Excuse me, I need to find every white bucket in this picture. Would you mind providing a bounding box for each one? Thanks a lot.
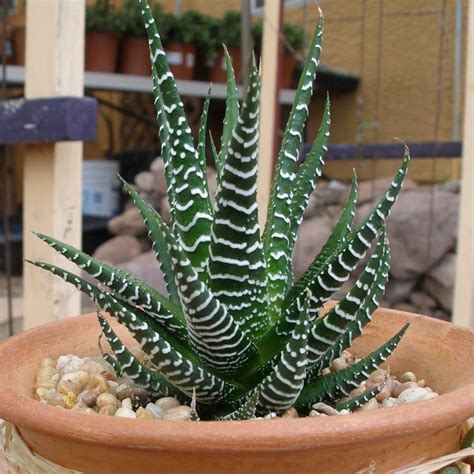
[82,160,119,218]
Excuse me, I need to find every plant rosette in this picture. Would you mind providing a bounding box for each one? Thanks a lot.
[0,0,473,472]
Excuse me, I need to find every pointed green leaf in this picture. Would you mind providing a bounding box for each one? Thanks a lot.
[208,61,268,339]
[296,323,409,409]
[120,177,181,308]
[335,384,382,412]
[32,232,188,342]
[217,45,240,176]
[256,296,310,414]
[209,131,221,187]
[215,392,259,420]
[263,12,325,320]
[140,0,213,275]
[98,313,187,402]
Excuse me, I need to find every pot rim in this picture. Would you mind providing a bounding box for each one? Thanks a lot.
[0,309,473,452]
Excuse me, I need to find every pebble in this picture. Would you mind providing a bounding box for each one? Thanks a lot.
[163,406,193,421]
[34,355,440,421]
[155,397,180,412]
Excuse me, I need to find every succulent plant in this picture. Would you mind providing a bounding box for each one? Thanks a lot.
[29,0,411,419]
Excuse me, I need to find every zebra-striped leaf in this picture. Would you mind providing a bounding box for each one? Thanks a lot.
[98,313,187,402]
[295,323,409,409]
[208,61,268,340]
[335,383,383,412]
[140,0,213,276]
[306,235,390,380]
[32,233,188,341]
[256,296,310,414]
[263,11,324,321]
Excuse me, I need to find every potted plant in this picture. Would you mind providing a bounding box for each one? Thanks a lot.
[163,10,210,80]
[118,0,170,76]
[252,19,305,89]
[0,1,473,472]
[85,0,121,73]
[209,11,242,83]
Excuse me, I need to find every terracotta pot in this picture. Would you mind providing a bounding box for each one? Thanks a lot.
[85,32,120,73]
[281,53,296,89]
[0,308,473,473]
[165,42,196,80]
[119,36,150,76]
[209,47,242,84]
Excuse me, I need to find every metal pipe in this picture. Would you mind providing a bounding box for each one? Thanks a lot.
[452,0,463,141]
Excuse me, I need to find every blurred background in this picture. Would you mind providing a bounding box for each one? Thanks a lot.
[0,0,468,337]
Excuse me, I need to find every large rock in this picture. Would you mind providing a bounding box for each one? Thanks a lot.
[425,253,456,312]
[356,188,458,279]
[341,177,416,207]
[304,180,347,220]
[134,171,155,193]
[93,235,143,265]
[108,208,147,236]
[383,277,417,305]
[293,217,333,279]
[119,251,168,296]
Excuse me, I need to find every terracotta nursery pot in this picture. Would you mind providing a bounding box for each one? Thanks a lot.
[165,42,196,80]
[119,36,150,76]
[209,47,242,84]
[0,308,473,473]
[85,32,120,73]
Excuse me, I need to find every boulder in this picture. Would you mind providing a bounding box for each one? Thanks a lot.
[160,195,171,226]
[409,291,437,310]
[119,251,168,296]
[93,235,143,265]
[356,188,458,279]
[425,253,456,312]
[304,180,347,220]
[383,278,417,305]
[108,208,147,236]
[341,177,416,207]
[292,217,333,279]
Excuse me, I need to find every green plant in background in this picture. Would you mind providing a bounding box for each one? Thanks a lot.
[219,11,242,50]
[119,0,170,38]
[86,0,122,34]
[29,0,411,419]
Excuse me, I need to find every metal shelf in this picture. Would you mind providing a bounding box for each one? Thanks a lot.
[5,65,296,104]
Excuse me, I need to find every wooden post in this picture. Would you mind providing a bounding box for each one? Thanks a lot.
[23,0,85,329]
[257,0,283,230]
[453,0,474,327]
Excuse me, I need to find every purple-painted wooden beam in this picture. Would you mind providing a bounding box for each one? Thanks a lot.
[0,96,98,144]
[301,141,462,161]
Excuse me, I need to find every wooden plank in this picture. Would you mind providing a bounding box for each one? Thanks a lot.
[0,97,97,144]
[453,0,474,327]
[257,0,283,229]
[301,141,462,160]
[23,0,85,329]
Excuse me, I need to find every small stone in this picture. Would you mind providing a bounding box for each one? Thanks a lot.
[98,405,118,416]
[114,407,137,418]
[368,368,386,383]
[46,391,64,407]
[35,387,55,402]
[357,398,378,411]
[398,387,432,404]
[96,393,120,410]
[81,358,117,381]
[163,406,192,421]
[145,403,164,420]
[88,374,109,394]
[134,171,155,193]
[400,371,417,383]
[61,392,77,409]
[330,357,347,372]
[131,386,150,406]
[321,367,331,375]
[57,370,90,395]
[393,381,418,398]
[263,412,278,419]
[309,410,328,417]
[40,357,56,369]
[375,386,391,402]
[381,397,399,408]
[155,397,180,412]
[417,379,426,388]
[281,408,299,418]
[350,387,365,398]
[121,398,133,410]
[115,381,135,401]
[80,391,99,408]
[136,407,154,420]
